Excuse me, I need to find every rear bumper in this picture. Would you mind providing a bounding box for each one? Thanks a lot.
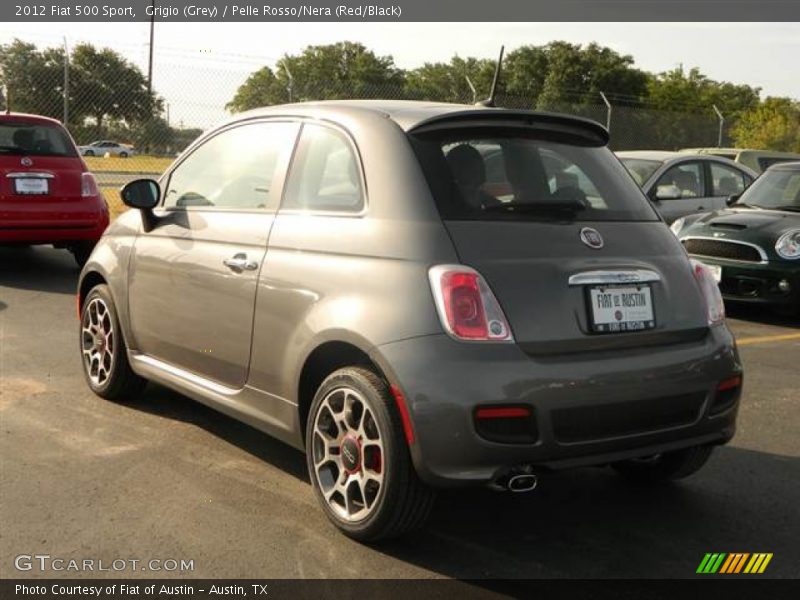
[691,256,800,309]
[0,205,108,244]
[373,326,741,487]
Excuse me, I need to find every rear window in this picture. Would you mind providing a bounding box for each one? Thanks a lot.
[411,129,658,222]
[0,120,77,157]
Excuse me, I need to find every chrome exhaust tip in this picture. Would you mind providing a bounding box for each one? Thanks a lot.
[507,473,538,493]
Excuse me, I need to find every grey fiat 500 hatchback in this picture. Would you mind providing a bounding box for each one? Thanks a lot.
[78,101,743,541]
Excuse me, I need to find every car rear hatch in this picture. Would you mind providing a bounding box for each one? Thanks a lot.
[409,111,710,355]
[0,119,98,229]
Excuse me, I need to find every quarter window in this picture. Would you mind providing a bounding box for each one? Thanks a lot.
[710,163,746,196]
[282,124,364,212]
[163,121,298,210]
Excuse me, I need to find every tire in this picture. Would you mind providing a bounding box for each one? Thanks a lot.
[80,284,146,401]
[119,152,128,158]
[70,241,95,268]
[612,445,714,482]
[84,150,95,156]
[306,366,435,541]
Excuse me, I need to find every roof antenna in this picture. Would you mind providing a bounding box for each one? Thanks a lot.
[477,45,504,107]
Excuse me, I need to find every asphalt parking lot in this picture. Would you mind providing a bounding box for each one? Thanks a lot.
[1,246,798,580]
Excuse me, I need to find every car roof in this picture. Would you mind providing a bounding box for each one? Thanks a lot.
[615,150,689,162]
[681,147,800,158]
[0,112,64,126]
[232,100,609,142]
[767,161,800,172]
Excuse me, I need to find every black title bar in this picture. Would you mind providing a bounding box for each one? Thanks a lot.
[4,0,800,22]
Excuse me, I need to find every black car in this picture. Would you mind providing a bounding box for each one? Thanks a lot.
[673,162,800,315]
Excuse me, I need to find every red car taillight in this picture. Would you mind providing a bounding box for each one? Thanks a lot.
[81,172,99,197]
[690,259,725,325]
[428,265,513,342]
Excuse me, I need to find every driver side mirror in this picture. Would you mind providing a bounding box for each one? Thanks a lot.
[654,184,682,201]
[121,178,160,232]
[726,193,742,207]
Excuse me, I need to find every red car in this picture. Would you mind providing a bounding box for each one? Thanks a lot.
[1,112,109,266]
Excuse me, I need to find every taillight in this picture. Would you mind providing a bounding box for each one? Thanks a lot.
[81,172,99,197]
[428,265,513,341]
[691,259,725,325]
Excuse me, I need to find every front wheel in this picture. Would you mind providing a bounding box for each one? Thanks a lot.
[84,150,95,156]
[612,445,714,482]
[80,284,146,401]
[306,367,434,541]
[119,151,128,158]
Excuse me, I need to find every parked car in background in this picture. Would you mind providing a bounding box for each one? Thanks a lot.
[680,148,800,174]
[0,112,108,266]
[672,161,800,315]
[78,101,742,541]
[79,140,135,157]
[617,151,757,224]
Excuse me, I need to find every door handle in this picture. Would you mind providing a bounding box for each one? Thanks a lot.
[223,253,258,272]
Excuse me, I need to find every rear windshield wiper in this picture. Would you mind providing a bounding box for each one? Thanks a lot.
[482,200,585,214]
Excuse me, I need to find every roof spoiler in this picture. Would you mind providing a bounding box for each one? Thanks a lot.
[408,110,610,146]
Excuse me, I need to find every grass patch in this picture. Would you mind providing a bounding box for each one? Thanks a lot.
[85,155,173,174]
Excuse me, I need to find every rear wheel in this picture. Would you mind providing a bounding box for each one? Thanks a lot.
[80,284,146,401]
[306,367,434,541]
[84,150,95,156]
[612,445,714,482]
[119,151,128,158]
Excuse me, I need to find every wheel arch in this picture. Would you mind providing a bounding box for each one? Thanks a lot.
[296,339,390,444]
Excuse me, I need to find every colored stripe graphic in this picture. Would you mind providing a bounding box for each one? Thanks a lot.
[701,552,773,574]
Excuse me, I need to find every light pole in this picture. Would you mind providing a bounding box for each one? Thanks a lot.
[63,36,69,126]
[147,0,155,96]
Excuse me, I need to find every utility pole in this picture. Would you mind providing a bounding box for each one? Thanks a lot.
[63,36,69,126]
[284,63,294,103]
[147,0,155,96]
[465,76,477,104]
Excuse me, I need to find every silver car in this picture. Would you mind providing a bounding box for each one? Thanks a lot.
[617,151,757,224]
[79,140,135,157]
[78,101,743,540]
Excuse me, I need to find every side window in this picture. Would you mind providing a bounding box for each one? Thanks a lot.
[710,163,746,196]
[282,124,364,212]
[656,162,705,199]
[164,121,298,210]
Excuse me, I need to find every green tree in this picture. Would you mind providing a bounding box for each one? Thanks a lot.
[732,97,800,152]
[646,67,760,117]
[0,39,66,118]
[70,43,160,134]
[227,42,404,112]
[404,56,496,103]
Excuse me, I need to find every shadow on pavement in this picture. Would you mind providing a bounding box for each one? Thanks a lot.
[0,246,78,295]
[726,302,799,328]
[125,382,309,483]
[118,380,799,579]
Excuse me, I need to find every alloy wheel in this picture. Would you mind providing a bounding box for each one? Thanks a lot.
[311,386,385,522]
[81,297,115,387]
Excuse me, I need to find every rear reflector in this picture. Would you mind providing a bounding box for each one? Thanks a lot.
[717,376,742,392]
[476,407,531,419]
[389,384,415,445]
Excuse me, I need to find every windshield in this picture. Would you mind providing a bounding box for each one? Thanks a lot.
[737,168,800,211]
[411,129,658,222]
[0,121,77,157]
[619,158,662,186]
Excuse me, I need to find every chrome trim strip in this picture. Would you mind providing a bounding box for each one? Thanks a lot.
[679,235,769,264]
[6,172,55,179]
[131,354,240,396]
[568,269,661,286]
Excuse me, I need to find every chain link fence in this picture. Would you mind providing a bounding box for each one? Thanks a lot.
[1,44,735,216]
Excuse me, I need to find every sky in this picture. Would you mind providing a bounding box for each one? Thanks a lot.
[1,22,798,128]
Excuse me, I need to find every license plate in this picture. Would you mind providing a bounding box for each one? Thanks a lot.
[588,285,656,333]
[14,178,49,195]
[704,263,722,284]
